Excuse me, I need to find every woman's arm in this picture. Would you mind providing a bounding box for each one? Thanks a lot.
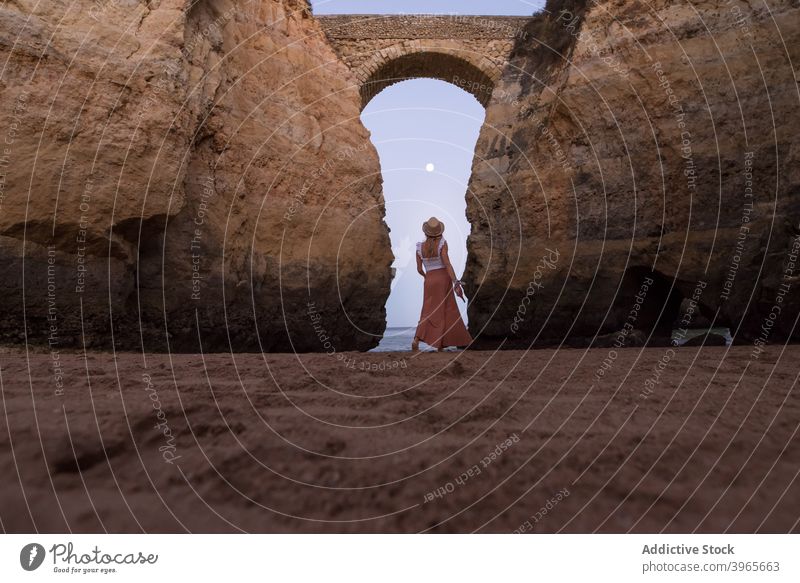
[440,242,464,298]
[416,252,425,277]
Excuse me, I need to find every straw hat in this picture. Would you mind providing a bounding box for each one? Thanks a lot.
[422,217,444,237]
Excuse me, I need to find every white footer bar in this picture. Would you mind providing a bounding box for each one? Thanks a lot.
[1,534,796,582]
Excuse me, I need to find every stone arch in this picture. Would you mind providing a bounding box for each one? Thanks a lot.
[357,48,502,109]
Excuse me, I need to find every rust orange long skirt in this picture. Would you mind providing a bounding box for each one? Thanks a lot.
[415,268,473,349]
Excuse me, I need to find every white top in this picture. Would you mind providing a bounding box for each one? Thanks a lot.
[417,238,446,271]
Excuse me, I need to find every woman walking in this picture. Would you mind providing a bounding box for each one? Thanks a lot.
[412,217,473,352]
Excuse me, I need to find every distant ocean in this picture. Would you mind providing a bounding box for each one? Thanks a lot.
[370,327,416,352]
[371,327,459,352]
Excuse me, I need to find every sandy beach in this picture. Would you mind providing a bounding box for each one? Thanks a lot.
[0,345,797,533]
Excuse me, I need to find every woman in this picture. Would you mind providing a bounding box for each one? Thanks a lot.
[412,217,473,352]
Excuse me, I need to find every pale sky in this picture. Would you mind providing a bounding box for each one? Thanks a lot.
[362,80,484,327]
[311,0,543,15]
[309,1,545,326]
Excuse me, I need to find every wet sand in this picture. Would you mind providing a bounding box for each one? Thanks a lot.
[0,345,797,533]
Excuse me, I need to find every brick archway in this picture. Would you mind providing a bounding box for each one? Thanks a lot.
[359,48,498,108]
[317,14,528,109]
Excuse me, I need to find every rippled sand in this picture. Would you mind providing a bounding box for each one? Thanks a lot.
[0,346,797,533]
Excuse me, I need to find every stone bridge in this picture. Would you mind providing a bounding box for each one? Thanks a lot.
[317,14,531,108]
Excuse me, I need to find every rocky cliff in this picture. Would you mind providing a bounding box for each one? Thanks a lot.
[2,0,799,353]
[0,0,391,351]
[465,0,800,347]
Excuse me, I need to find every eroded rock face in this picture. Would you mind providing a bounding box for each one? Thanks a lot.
[3,0,798,353]
[149,0,392,352]
[0,0,193,347]
[465,0,800,347]
[0,0,391,351]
